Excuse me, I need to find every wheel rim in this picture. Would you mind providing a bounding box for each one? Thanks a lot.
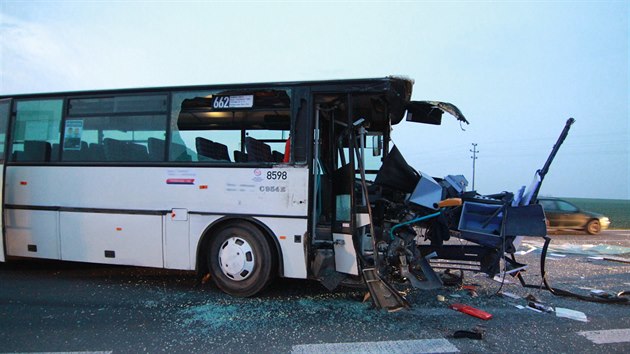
[588,220,600,234]
[218,236,255,281]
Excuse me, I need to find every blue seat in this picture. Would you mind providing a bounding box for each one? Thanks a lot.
[245,137,273,162]
[196,137,230,162]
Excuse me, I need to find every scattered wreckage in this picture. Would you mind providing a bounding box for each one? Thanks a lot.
[327,105,576,311]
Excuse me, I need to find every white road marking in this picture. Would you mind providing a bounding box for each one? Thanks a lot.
[9,352,112,354]
[292,338,459,353]
[578,328,630,344]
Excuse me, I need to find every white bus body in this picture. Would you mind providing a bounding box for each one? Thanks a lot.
[0,78,550,309]
[5,165,309,278]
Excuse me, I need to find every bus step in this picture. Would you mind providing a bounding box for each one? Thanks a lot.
[412,253,443,290]
[362,268,409,312]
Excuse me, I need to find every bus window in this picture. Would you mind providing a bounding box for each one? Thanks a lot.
[10,99,63,162]
[363,132,384,180]
[337,134,384,180]
[61,115,167,162]
[0,100,9,161]
[169,90,220,162]
[68,95,166,115]
[169,89,291,163]
[63,95,168,162]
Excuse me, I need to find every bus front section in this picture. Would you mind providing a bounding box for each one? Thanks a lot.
[311,92,556,311]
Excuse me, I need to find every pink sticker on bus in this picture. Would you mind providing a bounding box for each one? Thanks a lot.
[166,178,195,185]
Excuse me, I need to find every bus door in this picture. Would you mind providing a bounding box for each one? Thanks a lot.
[311,98,359,276]
[0,99,11,262]
[331,102,382,277]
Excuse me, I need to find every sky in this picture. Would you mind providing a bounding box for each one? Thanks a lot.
[0,1,628,199]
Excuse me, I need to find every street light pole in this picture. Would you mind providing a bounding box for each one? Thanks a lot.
[470,143,479,191]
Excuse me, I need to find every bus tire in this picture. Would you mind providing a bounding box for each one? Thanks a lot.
[207,221,275,297]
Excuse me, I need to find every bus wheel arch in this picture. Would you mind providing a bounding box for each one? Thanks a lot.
[196,217,282,297]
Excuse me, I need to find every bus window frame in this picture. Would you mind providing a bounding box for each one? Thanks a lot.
[169,88,294,166]
[8,97,65,164]
[61,92,169,164]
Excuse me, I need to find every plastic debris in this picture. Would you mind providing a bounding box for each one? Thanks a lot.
[492,275,514,284]
[555,307,588,322]
[461,285,478,297]
[526,306,543,313]
[453,327,485,340]
[450,303,493,320]
[590,289,613,298]
[499,291,521,300]
[437,295,446,302]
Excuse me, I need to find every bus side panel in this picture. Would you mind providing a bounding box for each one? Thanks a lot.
[5,210,60,260]
[189,215,308,279]
[165,209,191,270]
[256,217,308,279]
[5,166,309,216]
[189,214,222,270]
[5,166,309,270]
[59,212,163,267]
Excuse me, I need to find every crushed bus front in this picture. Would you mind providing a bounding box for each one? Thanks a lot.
[316,98,570,311]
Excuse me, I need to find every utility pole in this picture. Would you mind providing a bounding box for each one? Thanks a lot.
[470,143,479,190]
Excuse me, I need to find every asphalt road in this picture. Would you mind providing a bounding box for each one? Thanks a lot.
[1,230,629,353]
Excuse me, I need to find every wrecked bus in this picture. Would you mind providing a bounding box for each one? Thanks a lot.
[0,77,555,310]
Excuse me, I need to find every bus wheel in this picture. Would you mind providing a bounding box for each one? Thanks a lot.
[208,222,275,297]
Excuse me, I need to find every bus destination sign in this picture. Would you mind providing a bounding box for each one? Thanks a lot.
[212,95,254,109]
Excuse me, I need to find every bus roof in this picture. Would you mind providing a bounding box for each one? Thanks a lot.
[1,77,470,126]
[0,76,414,100]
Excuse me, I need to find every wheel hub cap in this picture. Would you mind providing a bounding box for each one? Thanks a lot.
[218,236,254,281]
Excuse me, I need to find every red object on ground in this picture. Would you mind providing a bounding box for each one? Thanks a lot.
[450,303,493,320]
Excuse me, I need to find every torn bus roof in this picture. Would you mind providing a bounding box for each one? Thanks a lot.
[406,101,470,125]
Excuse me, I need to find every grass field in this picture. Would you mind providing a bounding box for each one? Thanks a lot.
[564,198,630,230]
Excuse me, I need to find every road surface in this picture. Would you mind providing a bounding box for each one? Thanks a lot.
[1,230,629,353]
